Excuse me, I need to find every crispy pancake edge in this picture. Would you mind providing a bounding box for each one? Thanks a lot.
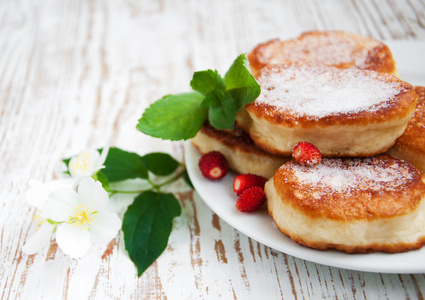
[273,155,425,221]
[248,30,397,77]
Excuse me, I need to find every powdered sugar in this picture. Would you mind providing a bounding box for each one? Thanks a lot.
[288,157,414,194]
[262,33,380,69]
[256,65,402,118]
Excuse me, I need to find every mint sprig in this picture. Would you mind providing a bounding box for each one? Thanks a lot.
[64,148,190,277]
[136,54,260,140]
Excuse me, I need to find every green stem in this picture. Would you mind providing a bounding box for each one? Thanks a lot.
[108,168,186,196]
[47,219,63,225]
[155,168,186,189]
[109,188,154,196]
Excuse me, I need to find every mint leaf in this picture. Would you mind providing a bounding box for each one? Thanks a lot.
[190,69,225,95]
[224,53,261,109]
[137,92,207,140]
[101,147,148,182]
[141,152,180,176]
[204,54,259,129]
[207,90,238,129]
[200,93,220,107]
[122,191,181,277]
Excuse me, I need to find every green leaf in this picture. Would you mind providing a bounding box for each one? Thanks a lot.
[93,171,110,192]
[224,53,261,109]
[190,69,225,95]
[207,91,238,130]
[141,152,180,176]
[101,147,149,182]
[122,191,181,277]
[200,93,220,107]
[94,171,110,191]
[137,92,208,140]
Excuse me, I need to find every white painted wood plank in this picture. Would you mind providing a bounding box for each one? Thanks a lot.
[1,0,425,299]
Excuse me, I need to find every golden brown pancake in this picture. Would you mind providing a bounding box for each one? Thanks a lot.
[387,86,425,173]
[265,155,425,253]
[248,31,398,77]
[236,63,417,157]
[191,122,288,178]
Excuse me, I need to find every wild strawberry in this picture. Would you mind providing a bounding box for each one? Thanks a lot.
[233,174,267,196]
[292,142,322,166]
[198,151,228,180]
[236,186,266,212]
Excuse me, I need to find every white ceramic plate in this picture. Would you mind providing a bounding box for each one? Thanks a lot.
[185,41,425,274]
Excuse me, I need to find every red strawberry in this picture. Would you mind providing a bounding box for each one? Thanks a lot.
[198,151,228,180]
[236,186,266,212]
[292,142,322,166]
[233,174,267,196]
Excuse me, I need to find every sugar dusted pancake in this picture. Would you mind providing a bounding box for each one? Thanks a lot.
[236,64,417,157]
[265,155,425,253]
[387,86,425,173]
[248,31,398,77]
[191,122,288,178]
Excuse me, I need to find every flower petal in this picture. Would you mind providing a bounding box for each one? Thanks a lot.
[45,178,75,190]
[56,223,91,258]
[26,178,76,210]
[94,138,110,173]
[26,180,49,210]
[22,223,55,255]
[43,188,78,221]
[89,211,121,245]
[77,178,108,211]
[69,149,100,178]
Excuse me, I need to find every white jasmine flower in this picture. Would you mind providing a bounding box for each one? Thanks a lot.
[43,178,121,258]
[22,178,75,255]
[68,146,109,179]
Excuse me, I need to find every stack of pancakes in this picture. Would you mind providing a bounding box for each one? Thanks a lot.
[191,31,425,253]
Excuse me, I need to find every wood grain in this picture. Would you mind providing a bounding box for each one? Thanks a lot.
[1,0,425,299]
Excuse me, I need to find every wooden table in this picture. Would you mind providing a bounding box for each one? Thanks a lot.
[1,0,425,299]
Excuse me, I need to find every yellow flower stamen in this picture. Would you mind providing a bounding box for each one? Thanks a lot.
[33,210,46,230]
[67,205,97,231]
[69,153,93,174]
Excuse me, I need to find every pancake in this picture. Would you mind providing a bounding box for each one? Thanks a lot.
[236,63,417,157]
[387,86,425,173]
[265,155,425,253]
[248,31,399,78]
[191,122,288,178]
